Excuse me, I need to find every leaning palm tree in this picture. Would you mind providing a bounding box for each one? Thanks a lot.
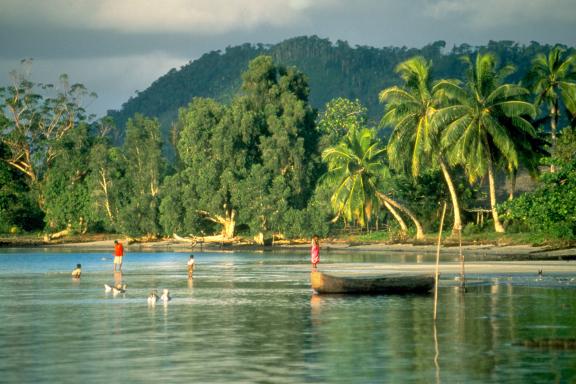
[380,56,463,236]
[436,53,536,233]
[322,126,425,239]
[527,46,576,166]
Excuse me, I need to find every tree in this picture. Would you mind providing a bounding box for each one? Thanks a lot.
[0,62,95,186]
[116,114,165,237]
[527,46,576,166]
[41,123,94,233]
[322,126,425,239]
[380,56,463,236]
[160,56,321,239]
[437,53,536,232]
[86,138,124,231]
[317,97,368,150]
[0,142,43,232]
[160,97,235,237]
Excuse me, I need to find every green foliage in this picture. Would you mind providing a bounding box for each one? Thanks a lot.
[526,46,576,140]
[160,56,321,237]
[85,137,124,232]
[0,144,44,232]
[0,65,95,185]
[108,37,571,156]
[317,97,368,150]
[41,123,95,232]
[501,158,576,240]
[115,114,165,236]
[321,126,387,228]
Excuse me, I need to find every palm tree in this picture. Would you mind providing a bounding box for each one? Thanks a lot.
[436,53,536,233]
[527,46,576,167]
[380,56,463,236]
[322,126,425,239]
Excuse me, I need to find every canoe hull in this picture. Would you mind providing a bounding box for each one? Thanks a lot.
[311,271,434,294]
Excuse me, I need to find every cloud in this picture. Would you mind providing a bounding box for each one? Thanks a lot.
[1,0,337,34]
[424,0,576,29]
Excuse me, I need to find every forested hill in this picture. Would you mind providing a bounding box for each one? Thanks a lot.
[106,36,569,144]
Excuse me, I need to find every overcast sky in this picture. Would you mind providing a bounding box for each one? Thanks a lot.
[1,0,575,117]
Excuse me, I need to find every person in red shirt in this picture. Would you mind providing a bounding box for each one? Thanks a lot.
[113,240,124,272]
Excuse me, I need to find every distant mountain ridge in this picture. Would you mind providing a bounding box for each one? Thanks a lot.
[107,35,571,146]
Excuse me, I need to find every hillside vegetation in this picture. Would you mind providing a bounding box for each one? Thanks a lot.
[107,36,569,148]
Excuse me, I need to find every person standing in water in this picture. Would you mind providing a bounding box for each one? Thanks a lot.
[310,235,320,269]
[187,255,195,278]
[71,264,82,279]
[113,240,124,272]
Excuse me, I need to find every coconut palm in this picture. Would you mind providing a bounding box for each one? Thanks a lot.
[379,56,463,236]
[527,46,576,165]
[436,53,536,233]
[322,126,425,239]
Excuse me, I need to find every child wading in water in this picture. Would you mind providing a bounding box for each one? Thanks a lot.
[310,235,320,269]
[187,255,195,278]
[71,264,82,279]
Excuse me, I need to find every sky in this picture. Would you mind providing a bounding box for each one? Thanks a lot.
[1,0,575,117]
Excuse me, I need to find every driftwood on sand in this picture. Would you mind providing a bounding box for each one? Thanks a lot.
[173,233,244,245]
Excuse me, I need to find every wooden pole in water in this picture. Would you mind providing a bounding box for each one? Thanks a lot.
[459,225,466,291]
[433,202,447,321]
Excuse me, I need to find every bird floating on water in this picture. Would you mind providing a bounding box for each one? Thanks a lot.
[105,283,127,294]
[160,288,171,302]
[147,290,159,305]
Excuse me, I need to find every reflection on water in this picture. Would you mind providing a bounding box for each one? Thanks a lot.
[0,250,575,383]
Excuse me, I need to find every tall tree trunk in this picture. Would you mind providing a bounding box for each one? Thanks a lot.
[382,200,408,234]
[487,159,505,233]
[99,168,114,221]
[550,102,558,173]
[507,168,517,201]
[439,159,462,236]
[377,192,425,240]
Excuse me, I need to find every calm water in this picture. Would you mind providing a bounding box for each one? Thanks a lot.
[0,249,575,384]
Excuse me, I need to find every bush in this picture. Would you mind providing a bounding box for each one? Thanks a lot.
[500,157,576,240]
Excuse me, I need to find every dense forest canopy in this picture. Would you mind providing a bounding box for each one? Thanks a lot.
[1,37,576,243]
[107,36,574,149]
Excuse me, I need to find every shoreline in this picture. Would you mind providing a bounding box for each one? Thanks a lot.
[3,238,574,261]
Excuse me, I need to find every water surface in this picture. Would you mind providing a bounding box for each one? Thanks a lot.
[0,249,575,383]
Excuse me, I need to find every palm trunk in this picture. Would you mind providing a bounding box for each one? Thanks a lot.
[382,200,408,234]
[439,159,462,236]
[377,192,425,240]
[487,159,505,233]
[550,102,558,173]
[507,168,517,201]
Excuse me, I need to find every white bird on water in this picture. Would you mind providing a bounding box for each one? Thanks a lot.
[160,288,171,302]
[105,283,127,295]
[147,290,159,305]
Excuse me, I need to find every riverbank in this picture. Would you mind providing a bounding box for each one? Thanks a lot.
[2,236,571,261]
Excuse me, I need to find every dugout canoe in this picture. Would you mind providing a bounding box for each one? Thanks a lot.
[310,271,435,294]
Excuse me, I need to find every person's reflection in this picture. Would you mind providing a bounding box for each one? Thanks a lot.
[310,293,323,327]
[187,276,194,289]
[114,271,123,286]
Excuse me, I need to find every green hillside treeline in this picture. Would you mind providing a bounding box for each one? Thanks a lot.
[1,36,576,244]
